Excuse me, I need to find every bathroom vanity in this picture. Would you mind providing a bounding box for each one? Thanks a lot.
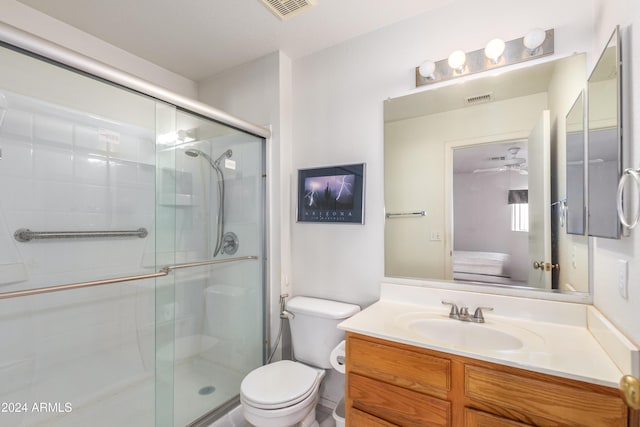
[346,332,627,426]
[339,284,640,426]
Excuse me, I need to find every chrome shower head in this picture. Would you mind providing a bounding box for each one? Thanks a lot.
[213,149,232,167]
[184,148,216,166]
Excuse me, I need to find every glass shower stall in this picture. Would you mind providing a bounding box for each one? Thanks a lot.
[0,30,267,427]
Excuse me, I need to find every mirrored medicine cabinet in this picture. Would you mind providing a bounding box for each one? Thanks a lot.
[587,26,623,239]
[565,91,586,236]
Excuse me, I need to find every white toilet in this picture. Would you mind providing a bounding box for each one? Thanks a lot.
[240,296,360,427]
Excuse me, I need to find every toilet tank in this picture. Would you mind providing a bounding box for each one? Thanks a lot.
[286,296,360,369]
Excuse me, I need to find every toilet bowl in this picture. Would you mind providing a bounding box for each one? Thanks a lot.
[240,296,360,427]
[240,360,325,427]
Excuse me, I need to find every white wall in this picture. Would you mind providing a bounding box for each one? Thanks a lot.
[0,0,197,98]
[590,0,640,346]
[291,0,593,308]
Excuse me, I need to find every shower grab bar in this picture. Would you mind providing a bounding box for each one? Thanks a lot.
[14,228,149,242]
[385,210,426,218]
[0,255,259,300]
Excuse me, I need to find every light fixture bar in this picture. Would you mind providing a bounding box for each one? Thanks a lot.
[416,29,554,87]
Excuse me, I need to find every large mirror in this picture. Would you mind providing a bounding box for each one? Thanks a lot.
[587,26,622,239]
[566,92,586,235]
[384,53,589,295]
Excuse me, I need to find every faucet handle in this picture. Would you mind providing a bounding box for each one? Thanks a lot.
[472,306,494,323]
[441,300,459,318]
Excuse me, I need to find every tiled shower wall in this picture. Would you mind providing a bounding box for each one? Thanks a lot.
[0,90,158,425]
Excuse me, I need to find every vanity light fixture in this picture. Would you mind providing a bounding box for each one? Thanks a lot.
[523,28,546,55]
[448,50,467,74]
[416,29,554,87]
[484,38,506,64]
[418,60,436,80]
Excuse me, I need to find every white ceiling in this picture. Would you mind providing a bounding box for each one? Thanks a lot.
[17,0,451,81]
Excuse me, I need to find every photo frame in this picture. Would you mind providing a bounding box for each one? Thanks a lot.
[297,163,365,224]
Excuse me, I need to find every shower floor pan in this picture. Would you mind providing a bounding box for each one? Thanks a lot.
[13,358,242,427]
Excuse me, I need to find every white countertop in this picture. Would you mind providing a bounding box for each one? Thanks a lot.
[339,284,638,388]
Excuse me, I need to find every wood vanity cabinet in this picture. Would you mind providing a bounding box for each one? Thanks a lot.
[345,332,631,427]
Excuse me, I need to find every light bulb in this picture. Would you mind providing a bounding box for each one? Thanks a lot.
[418,60,436,80]
[524,28,546,55]
[448,50,466,73]
[484,38,505,63]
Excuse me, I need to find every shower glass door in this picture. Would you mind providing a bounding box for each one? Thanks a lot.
[0,42,159,427]
[0,39,266,427]
[155,107,266,426]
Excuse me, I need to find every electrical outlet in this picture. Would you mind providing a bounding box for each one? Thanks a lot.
[618,259,628,300]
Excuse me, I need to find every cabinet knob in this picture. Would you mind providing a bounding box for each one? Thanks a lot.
[620,375,640,410]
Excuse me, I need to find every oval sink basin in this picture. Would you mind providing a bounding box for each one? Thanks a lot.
[407,318,523,351]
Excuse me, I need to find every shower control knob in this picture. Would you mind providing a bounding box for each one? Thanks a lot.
[221,231,239,255]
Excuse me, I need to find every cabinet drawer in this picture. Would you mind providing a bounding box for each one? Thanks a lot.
[348,335,450,395]
[349,373,450,427]
[465,365,628,426]
[464,408,531,427]
[351,408,399,426]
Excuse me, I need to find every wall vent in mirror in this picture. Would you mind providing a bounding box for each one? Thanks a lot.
[587,25,622,239]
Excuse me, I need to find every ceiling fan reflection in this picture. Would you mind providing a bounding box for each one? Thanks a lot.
[473,147,528,175]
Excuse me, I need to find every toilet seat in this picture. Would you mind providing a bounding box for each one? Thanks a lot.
[240,360,323,410]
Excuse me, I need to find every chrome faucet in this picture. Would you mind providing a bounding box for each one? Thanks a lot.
[471,306,494,323]
[441,301,493,323]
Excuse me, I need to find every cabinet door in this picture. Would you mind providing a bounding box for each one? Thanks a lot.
[351,408,400,426]
[349,373,450,427]
[465,365,628,426]
[348,335,450,395]
[464,408,532,427]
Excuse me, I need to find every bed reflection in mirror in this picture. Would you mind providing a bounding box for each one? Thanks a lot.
[452,142,529,287]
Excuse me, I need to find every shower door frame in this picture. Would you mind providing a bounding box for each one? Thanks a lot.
[0,23,269,140]
[0,22,272,427]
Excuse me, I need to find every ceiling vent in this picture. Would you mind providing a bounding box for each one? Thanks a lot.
[259,0,317,20]
[465,92,493,105]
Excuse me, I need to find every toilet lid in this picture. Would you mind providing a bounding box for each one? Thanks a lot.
[240,360,321,409]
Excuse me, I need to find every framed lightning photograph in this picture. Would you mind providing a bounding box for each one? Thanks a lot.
[296,163,365,224]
